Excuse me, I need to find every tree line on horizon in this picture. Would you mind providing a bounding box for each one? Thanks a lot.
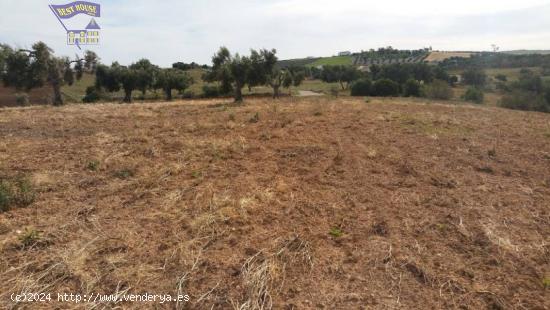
[0,42,308,104]
[1,41,549,112]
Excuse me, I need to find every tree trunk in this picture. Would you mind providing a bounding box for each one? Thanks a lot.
[234,83,243,103]
[123,89,132,103]
[339,81,346,90]
[52,83,63,106]
[273,85,280,99]
[165,88,172,101]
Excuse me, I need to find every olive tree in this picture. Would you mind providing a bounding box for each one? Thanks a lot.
[118,66,140,103]
[3,41,97,105]
[286,67,306,95]
[205,47,245,102]
[95,62,122,93]
[95,61,163,103]
[269,68,305,98]
[206,46,290,101]
[94,62,136,103]
[155,68,192,100]
[321,65,361,90]
[268,69,290,99]
[0,44,13,80]
[130,58,158,96]
[246,49,270,91]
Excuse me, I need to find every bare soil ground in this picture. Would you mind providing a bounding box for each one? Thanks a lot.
[426,52,473,63]
[0,97,549,309]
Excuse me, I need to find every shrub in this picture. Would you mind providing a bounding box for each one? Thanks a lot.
[449,75,459,86]
[517,70,543,93]
[14,178,35,207]
[0,177,35,213]
[350,79,372,96]
[87,160,100,171]
[14,93,29,106]
[371,79,400,97]
[403,79,421,97]
[496,82,510,92]
[495,74,507,82]
[329,227,343,238]
[82,86,101,103]
[462,67,487,87]
[500,91,549,113]
[202,85,221,98]
[424,80,453,100]
[182,90,195,99]
[463,87,484,104]
[0,182,12,212]
[19,228,40,248]
[114,169,134,179]
[150,92,161,100]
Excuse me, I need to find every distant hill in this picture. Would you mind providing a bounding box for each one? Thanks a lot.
[277,57,319,68]
[424,51,474,63]
[502,50,550,55]
[309,55,352,67]
[278,50,474,68]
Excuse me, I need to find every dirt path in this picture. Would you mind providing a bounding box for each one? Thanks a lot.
[297,90,323,96]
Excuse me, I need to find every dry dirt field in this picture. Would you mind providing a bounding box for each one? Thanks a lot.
[0,97,549,309]
[425,52,473,63]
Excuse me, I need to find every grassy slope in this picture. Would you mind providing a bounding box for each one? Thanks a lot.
[62,73,95,101]
[308,55,352,67]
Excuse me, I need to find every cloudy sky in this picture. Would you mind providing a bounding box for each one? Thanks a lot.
[1,0,550,67]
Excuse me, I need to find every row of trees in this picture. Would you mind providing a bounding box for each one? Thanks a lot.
[0,42,308,104]
[203,47,305,102]
[95,46,307,103]
[3,42,546,111]
[440,52,550,70]
[93,60,192,102]
[2,42,456,105]
[354,47,431,61]
[350,78,453,100]
[0,42,98,105]
[316,63,457,99]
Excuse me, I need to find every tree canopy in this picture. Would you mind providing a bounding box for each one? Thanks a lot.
[155,68,192,100]
[320,65,361,90]
[2,41,97,105]
[205,47,279,102]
